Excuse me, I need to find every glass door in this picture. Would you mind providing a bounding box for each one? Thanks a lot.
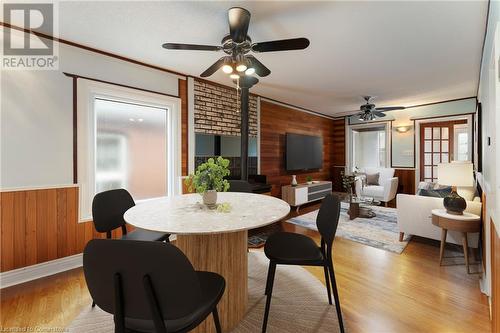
[419,120,467,182]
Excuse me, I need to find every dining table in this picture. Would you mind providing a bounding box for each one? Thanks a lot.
[123,192,290,332]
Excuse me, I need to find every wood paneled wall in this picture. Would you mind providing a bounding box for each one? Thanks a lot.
[394,169,416,194]
[260,101,343,197]
[179,79,188,176]
[492,220,500,333]
[1,187,95,272]
[331,119,346,192]
[0,187,141,273]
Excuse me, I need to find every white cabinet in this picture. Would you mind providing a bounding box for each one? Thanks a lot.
[282,181,333,212]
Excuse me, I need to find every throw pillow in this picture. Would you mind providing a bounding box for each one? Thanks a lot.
[366,173,380,186]
[417,187,452,198]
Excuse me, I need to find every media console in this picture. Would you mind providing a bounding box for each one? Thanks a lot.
[281,181,333,212]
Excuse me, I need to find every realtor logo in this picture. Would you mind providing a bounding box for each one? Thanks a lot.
[2,3,58,69]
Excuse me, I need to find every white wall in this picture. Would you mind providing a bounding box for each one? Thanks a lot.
[477,0,500,297]
[1,30,180,189]
[349,98,477,169]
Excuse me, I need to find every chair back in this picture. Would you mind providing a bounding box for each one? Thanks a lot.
[92,189,134,233]
[316,194,341,249]
[228,180,253,193]
[83,239,202,321]
[363,167,395,184]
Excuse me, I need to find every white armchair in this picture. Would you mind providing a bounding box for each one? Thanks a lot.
[354,167,399,205]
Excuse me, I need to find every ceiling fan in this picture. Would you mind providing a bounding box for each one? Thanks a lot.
[351,96,406,121]
[162,7,310,79]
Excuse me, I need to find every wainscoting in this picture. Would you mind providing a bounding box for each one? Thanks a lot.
[394,169,416,194]
[0,187,130,273]
[260,101,344,197]
[492,220,500,332]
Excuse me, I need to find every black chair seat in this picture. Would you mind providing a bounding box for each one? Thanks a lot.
[264,232,324,265]
[121,228,169,242]
[125,272,225,333]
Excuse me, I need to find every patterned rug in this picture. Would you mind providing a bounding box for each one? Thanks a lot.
[287,202,410,254]
[67,252,342,333]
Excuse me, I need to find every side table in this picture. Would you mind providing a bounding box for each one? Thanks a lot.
[431,209,481,273]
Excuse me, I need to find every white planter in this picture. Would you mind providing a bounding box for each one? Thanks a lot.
[203,190,217,208]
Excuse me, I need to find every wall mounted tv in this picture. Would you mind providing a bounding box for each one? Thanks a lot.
[286,133,323,171]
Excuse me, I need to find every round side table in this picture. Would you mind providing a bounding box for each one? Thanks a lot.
[431,209,481,273]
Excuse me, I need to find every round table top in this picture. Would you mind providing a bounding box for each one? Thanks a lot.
[124,192,291,235]
[431,209,480,221]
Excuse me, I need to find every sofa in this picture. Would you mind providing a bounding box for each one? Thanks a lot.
[397,187,481,247]
[354,167,399,205]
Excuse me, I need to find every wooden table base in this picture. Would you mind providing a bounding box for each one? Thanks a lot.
[176,231,248,333]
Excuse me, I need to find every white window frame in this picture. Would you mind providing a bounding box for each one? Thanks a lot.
[77,79,182,222]
[346,121,391,172]
[454,124,471,162]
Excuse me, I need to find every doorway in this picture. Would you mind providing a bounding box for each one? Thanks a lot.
[419,119,468,182]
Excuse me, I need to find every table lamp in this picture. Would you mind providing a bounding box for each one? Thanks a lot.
[437,162,474,215]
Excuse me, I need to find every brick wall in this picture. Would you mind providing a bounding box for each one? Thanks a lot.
[194,79,258,137]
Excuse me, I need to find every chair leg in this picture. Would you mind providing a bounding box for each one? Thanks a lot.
[328,259,345,333]
[262,262,277,333]
[264,261,274,295]
[323,264,333,305]
[212,308,222,333]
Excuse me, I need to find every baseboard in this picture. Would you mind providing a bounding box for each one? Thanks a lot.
[0,254,83,289]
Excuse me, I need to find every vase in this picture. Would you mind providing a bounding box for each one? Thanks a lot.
[291,175,298,186]
[203,190,217,208]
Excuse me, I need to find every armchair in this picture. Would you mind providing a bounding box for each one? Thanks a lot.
[354,167,398,205]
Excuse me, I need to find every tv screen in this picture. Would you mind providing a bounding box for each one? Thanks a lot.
[286,133,323,171]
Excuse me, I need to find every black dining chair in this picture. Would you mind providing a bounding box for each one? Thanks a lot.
[228,180,253,193]
[262,194,344,333]
[92,189,170,242]
[84,239,225,333]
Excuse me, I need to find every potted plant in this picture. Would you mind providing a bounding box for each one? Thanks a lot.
[185,156,230,208]
[306,176,313,185]
[341,171,356,203]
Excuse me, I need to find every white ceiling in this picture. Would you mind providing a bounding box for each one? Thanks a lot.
[56,1,487,116]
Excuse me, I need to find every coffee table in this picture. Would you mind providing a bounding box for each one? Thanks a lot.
[345,197,381,220]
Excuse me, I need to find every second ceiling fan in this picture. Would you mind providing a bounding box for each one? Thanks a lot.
[162,7,310,78]
[351,96,406,121]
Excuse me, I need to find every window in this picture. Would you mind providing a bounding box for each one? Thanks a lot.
[351,125,387,170]
[77,80,181,221]
[94,98,168,200]
[454,125,470,162]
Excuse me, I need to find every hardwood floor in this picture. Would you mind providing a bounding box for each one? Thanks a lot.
[1,202,491,332]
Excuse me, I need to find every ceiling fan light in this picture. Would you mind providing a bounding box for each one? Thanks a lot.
[222,64,233,74]
[245,67,255,75]
[230,73,240,79]
[236,63,247,72]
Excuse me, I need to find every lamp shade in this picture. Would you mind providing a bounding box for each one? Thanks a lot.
[437,162,474,187]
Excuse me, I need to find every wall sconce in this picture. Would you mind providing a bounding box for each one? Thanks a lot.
[396,126,410,133]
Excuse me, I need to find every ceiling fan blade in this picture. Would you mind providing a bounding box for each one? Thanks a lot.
[228,7,251,43]
[373,111,387,118]
[246,55,271,77]
[162,43,221,51]
[200,57,226,77]
[252,38,310,52]
[375,106,406,111]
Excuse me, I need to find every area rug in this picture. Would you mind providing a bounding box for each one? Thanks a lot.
[287,202,410,254]
[67,252,342,333]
